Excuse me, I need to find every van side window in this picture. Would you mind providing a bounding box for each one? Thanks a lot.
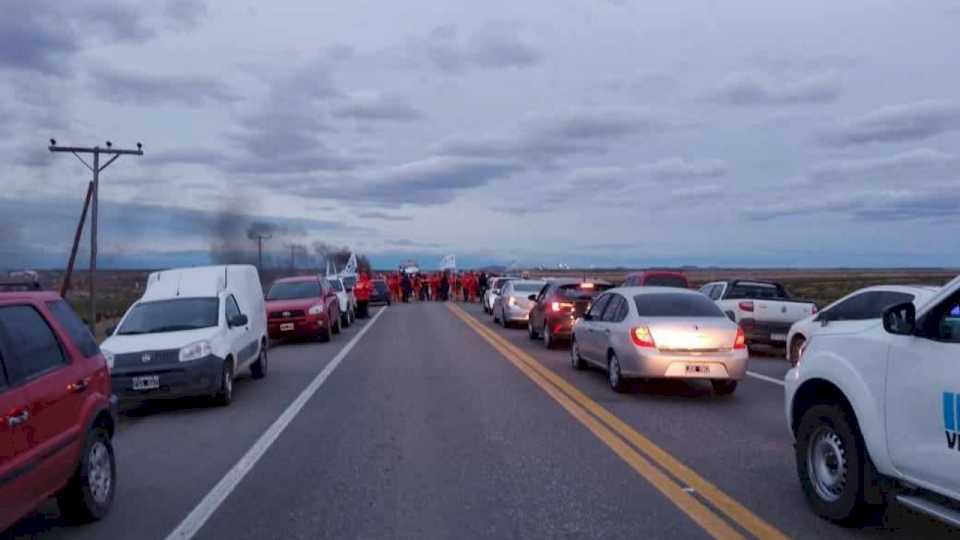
[226,295,242,320]
[0,305,68,384]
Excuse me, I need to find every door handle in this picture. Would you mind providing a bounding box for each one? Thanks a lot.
[69,378,91,393]
[7,409,29,427]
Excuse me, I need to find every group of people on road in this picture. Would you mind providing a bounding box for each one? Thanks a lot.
[386,270,489,304]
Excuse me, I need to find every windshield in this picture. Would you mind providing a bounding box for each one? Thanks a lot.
[328,280,344,292]
[267,281,321,300]
[117,298,220,334]
[513,282,545,292]
[634,294,725,317]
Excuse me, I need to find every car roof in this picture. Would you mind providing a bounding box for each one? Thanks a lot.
[508,280,546,286]
[626,270,687,277]
[549,278,612,286]
[609,286,702,296]
[0,291,61,303]
[274,276,320,283]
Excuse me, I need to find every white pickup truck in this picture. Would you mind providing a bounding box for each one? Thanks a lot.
[785,274,960,527]
[699,280,817,347]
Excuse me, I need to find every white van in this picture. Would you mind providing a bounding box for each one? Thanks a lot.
[101,265,268,405]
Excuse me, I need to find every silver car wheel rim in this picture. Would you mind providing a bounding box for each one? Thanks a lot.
[88,441,112,504]
[609,357,620,387]
[571,341,579,366]
[544,326,550,345]
[224,367,232,395]
[807,426,847,502]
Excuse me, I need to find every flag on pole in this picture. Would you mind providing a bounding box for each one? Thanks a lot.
[343,252,358,275]
[440,254,457,270]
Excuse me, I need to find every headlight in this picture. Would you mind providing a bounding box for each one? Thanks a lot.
[308,304,325,316]
[101,349,115,369]
[180,340,212,362]
[508,296,517,306]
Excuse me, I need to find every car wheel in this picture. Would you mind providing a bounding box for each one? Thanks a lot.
[57,426,115,523]
[215,360,234,406]
[332,313,342,335]
[500,308,508,328]
[608,352,626,393]
[318,324,331,343]
[341,311,351,328]
[570,338,586,370]
[251,342,268,379]
[789,335,806,366]
[543,325,554,349]
[795,404,882,524]
[711,380,737,396]
[528,320,539,340]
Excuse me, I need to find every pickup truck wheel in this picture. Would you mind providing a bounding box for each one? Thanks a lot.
[57,427,115,523]
[215,361,234,406]
[789,335,806,366]
[251,342,268,379]
[796,404,880,524]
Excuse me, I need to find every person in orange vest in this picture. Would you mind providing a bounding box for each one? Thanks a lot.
[355,272,373,318]
[467,272,478,303]
[388,273,400,304]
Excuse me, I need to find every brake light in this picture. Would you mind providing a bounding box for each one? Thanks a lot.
[551,301,574,312]
[733,326,746,349]
[580,282,594,289]
[630,326,656,348]
[738,301,754,312]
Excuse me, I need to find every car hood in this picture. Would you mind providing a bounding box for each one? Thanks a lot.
[102,326,221,354]
[265,298,321,311]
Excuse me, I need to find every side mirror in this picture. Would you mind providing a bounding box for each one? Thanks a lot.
[528,294,537,302]
[882,302,915,335]
[229,314,249,327]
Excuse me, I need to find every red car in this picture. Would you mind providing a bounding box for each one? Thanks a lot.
[265,276,341,342]
[527,280,614,348]
[622,270,689,288]
[0,291,117,531]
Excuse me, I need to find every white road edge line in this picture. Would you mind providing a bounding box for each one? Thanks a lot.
[746,371,785,386]
[164,306,387,540]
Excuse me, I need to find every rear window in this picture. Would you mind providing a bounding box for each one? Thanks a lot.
[267,281,322,300]
[513,282,545,292]
[641,275,688,288]
[726,283,787,300]
[634,293,725,317]
[46,300,100,358]
[558,283,613,299]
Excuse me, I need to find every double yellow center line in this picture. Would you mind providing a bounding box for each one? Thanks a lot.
[447,303,788,540]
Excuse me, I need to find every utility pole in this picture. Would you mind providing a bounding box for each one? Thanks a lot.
[251,234,271,272]
[49,140,144,334]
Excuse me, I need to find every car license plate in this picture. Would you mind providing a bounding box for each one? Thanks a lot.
[771,333,786,341]
[132,375,159,391]
[685,364,711,374]
[280,323,295,332]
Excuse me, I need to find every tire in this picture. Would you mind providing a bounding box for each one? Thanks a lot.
[332,312,342,335]
[570,338,587,370]
[712,380,737,396]
[318,324,331,343]
[607,352,627,393]
[341,311,351,329]
[790,335,806,366]
[795,404,882,524]
[528,320,540,340]
[250,341,268,379]
[215,360,234,406]
[543,324,555,349]
[57,427,115,523]
[499,308,508,328]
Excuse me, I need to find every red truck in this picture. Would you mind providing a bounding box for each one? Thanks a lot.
[265,276,342,342]
[622,270,690,288]
[0,291,117,531]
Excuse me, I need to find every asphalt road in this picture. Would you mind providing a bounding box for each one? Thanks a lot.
[5,301,958,539]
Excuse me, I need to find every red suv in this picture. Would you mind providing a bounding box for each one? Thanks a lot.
[527,280,614,348]
[0,291,117,531]
[622,270,690,288]
[265,276,342,342]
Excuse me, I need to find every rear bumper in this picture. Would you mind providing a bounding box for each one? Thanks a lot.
[503,304,533,322]
[268,315,326,339]
[739,319,792,345]
[111,354,224,401]
[545,315,576,338]
[618,348,748,380]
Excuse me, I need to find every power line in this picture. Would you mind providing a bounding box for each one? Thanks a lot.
[49,139,144,334]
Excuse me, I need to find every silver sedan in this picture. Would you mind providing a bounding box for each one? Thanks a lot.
[493,280,546,327]
[570,287,747,395]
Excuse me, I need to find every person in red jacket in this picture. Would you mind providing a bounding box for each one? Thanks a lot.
[388,273,400,304]
[355,272,373,318]
[467,272,478,303]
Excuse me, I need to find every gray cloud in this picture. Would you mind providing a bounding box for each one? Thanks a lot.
[426,24,542,73]
[670,184,722,200]
[164,0,207,30]
[89,65,238,106]
[636,157,728,180]
[709,70,842,106]
[744,185,960,222]
[150,148,226,167]
[332,93,423,122]
[819,99,960,146]
[0,2,78,75]
[810,148,958,184]
[355,211,413,221]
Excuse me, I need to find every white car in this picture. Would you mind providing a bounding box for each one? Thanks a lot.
[101,265,268,406]
[785,274,960,527]
[785,284,939,364]
[699,280,817,347]
[327,276,357,328]
[484,277,515,314]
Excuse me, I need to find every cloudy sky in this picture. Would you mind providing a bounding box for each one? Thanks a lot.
[3,0,960,270]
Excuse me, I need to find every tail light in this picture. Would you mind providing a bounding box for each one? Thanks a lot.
[738,301,754,312]
[630,326,656,348]
[550,301,574,312]
[811,305,818,314]
[733,327,746,350]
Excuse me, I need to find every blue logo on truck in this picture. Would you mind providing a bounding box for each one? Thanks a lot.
[944,392,960,451]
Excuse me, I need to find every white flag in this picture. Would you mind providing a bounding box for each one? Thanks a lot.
[440,254,457,270]
[343,252,358,275]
